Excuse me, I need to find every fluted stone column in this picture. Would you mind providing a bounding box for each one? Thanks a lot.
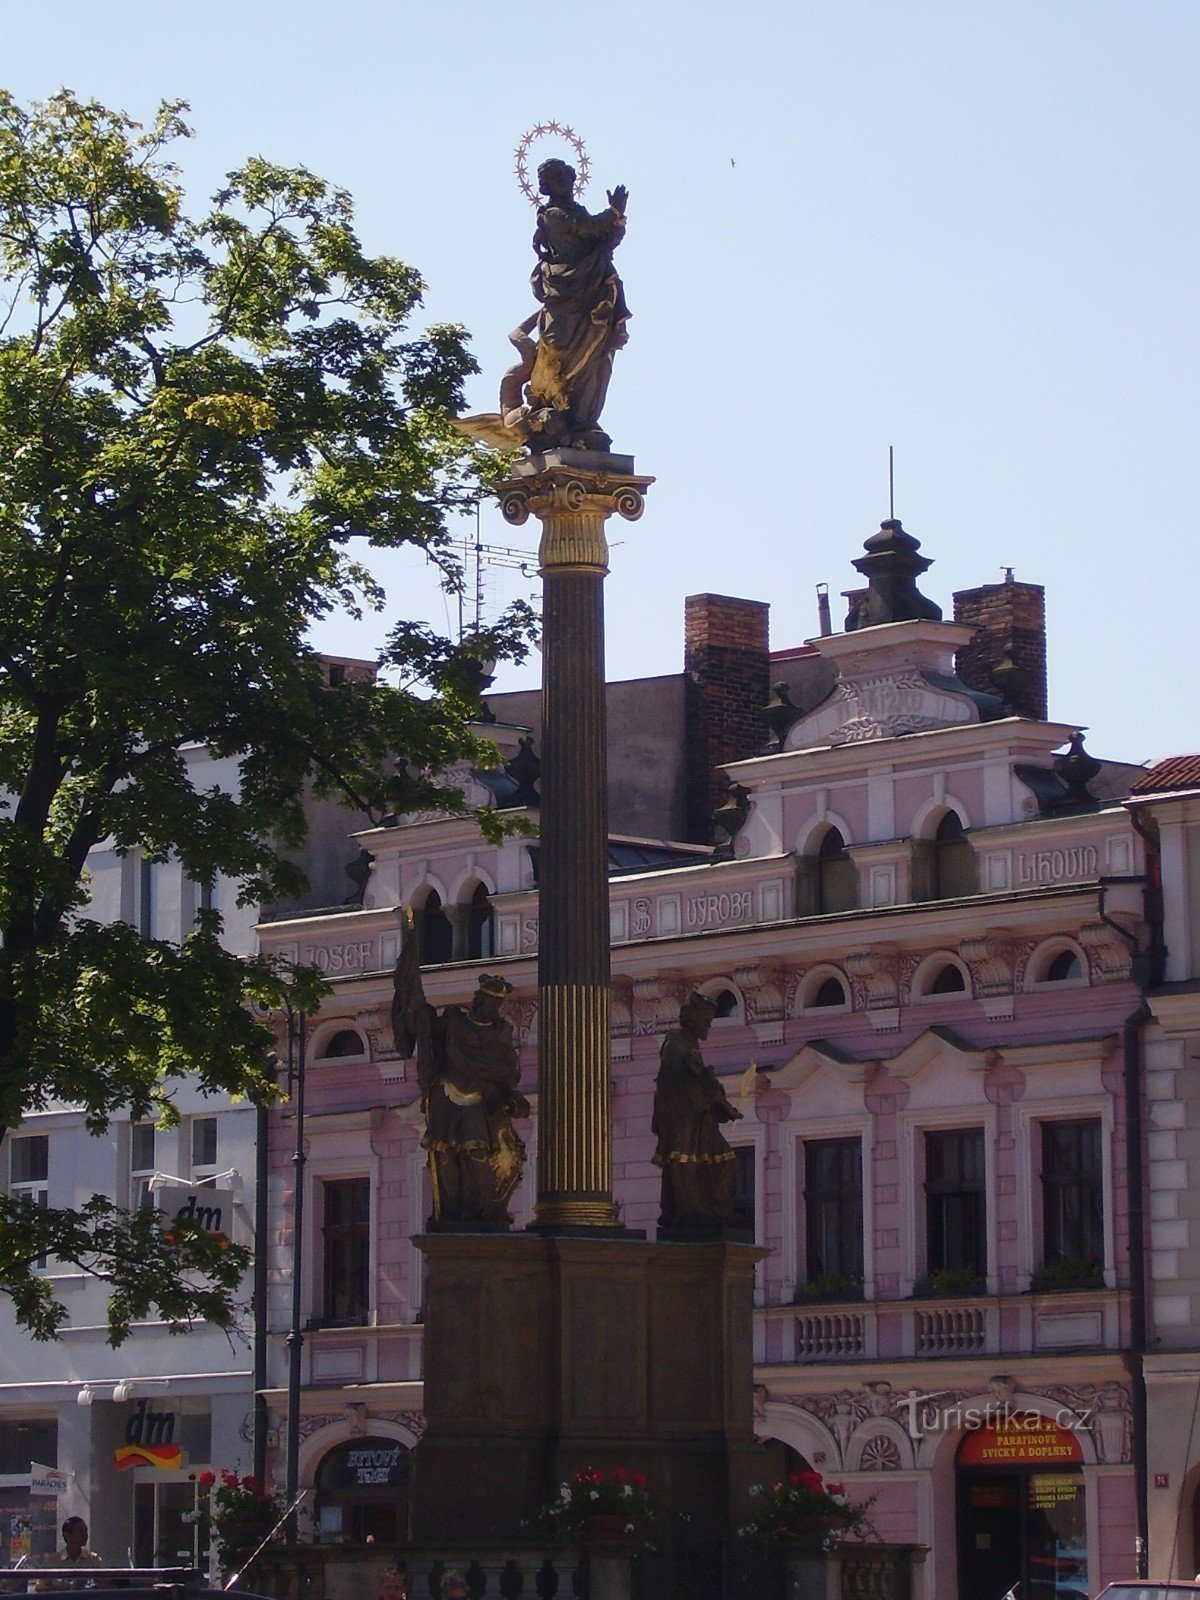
[500,451,652,1229]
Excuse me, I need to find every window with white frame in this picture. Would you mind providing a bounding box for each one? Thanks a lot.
[803,1137,863,1292]
[9,1135,49,1268]
[924,1127,986,1283]
[130,1121,158,1209]
[1040,1119,1103,1275]
[190,1116,218,1183]
[321,1177,371,1326]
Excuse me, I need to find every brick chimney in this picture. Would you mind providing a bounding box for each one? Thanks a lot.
[684,594,771,844]
[953,574,1047,720]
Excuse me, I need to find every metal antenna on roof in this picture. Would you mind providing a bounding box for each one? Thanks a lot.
[888,445,895,520]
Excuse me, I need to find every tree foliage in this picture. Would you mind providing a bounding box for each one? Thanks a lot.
[0,90,532,1340]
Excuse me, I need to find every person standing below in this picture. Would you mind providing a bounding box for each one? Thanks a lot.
[44,1518,102,1589]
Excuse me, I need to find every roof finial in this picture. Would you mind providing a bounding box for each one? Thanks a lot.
[888,444,895,521]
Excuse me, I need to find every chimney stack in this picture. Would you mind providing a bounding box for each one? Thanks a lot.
[684,594,771,844]
[953,574,1047,720]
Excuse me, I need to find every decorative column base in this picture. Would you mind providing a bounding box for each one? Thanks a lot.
[409,1232,766,1592]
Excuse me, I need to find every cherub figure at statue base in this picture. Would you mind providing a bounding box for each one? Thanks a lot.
[392,924,529,1230]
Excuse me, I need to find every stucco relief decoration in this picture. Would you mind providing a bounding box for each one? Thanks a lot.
[829,673,942,745]
[895,953,926,1007]
[957,938,1015,1000]
[776,1379,1130,1462]
[631,977,667,1037]
[297,1410,351,1443]
[514,997,538,1049]
[845,950,898,1012]
[356,1007,395,1062]
[1078,919,1136,984]
[858,1434,904,1472]
[378,1409,426,1441]
[734,964,785,1032]
[400,762,493,824]
[1011,939,1043,994]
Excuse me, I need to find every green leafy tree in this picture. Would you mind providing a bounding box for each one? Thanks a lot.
[0,90,532,1341]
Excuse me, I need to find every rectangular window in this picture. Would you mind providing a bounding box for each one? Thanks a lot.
[138,856,155,937]
[191,1117,218,1181]
[10,1135,48,1189]
[322,1178,370,1325]
[10,1135,50,1270]
[1041,1119,1103,1267]
[131,1122,157,1209]
[731,1146,756,1239]
[925,1127,986,1279]
[804,1137,863,1287]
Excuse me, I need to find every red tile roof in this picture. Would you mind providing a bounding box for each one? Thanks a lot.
[1130,754,1200,795]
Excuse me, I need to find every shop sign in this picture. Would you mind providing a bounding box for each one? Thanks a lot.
[1029,1474,1080,1509]
[959,1416,1083,1467]
[155,1185,235,1242]
[29,1464,66,1498]
[316,1437,409,1493]
[113,1400,183,1470]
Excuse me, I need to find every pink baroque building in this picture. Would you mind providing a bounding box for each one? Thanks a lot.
[256,523,1158,1600]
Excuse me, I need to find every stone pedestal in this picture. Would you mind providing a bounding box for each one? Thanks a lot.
[409,1233,766,1560]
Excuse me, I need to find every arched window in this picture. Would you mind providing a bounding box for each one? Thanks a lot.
[319,1029,366,1061]
[1044,949,1083,983]
[466,882,495,961]
[417,890,453,964]
[933,811,976,899]
[712,988,740,1020]
[929,963,967,996]
[314,1435,410,1544]
[811,976,848,1009]
[816,826,858,914]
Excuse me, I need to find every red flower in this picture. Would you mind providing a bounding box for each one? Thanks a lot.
[631,1471,646,1489]
[827,1483,845,1497]
[220,1470,238,1487]
[798,1471,824,1494]
[243,1476,263,1496]
[611,1468,629,1483]
[197,1470,217,1490]
[787,1472,801,1487]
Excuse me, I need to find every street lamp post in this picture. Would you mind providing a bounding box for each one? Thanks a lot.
[283,1006,307,1542]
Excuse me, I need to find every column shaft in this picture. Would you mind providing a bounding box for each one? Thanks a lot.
[499,457,651,1230]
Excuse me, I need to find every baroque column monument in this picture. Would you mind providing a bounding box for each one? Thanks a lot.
[407,152,765,1595]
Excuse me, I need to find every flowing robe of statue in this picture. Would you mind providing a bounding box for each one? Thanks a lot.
[652,997,742,1230]
[458,159,629,454]
[522,193,628,447]
[392,927,529,1227]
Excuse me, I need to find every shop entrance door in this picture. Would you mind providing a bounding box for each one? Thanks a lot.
[956,1418,1088,1600]
[957,1473,1022,1600]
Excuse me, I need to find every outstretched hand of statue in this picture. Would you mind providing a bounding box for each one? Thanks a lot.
[607,185,628,216]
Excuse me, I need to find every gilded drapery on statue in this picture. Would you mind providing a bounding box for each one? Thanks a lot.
[391,923,529,1228]
[652,993,744,1231]
[459,158,629,453]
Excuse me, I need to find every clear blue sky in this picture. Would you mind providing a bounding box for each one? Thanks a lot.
[9,2,1199,762]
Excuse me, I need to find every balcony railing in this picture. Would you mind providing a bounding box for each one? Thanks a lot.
[759,1283,1120,1365]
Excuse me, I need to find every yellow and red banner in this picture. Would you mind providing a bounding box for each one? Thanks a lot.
[113,1443,182,1471]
